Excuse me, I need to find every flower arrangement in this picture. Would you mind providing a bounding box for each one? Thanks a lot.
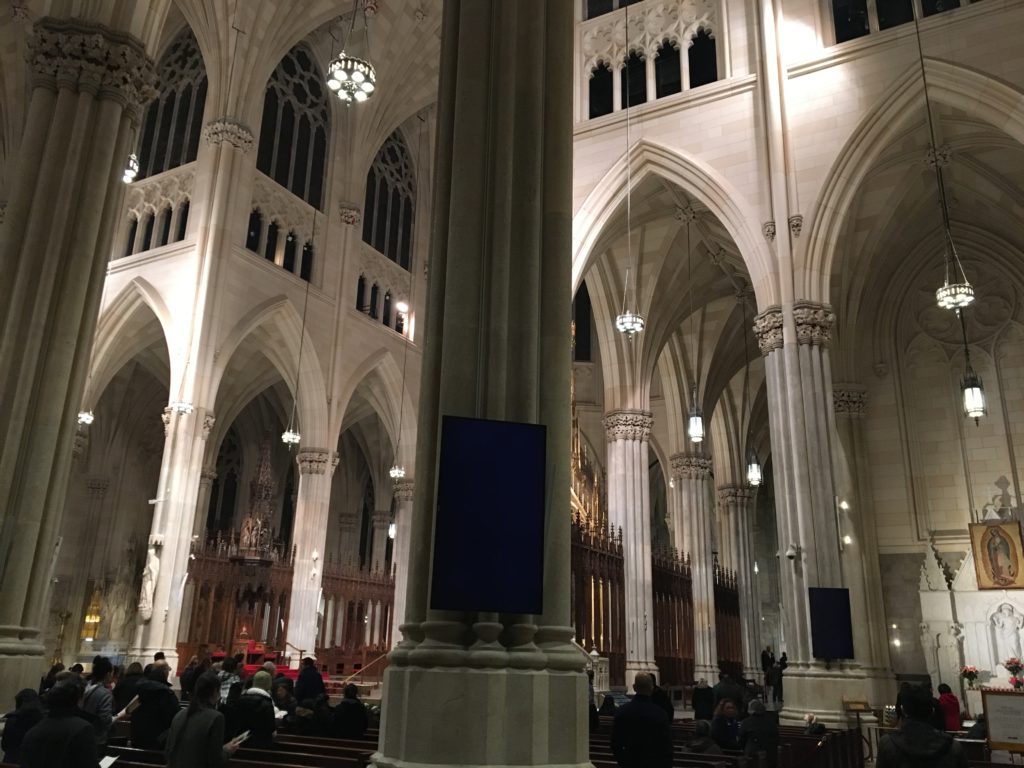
[1010,676,1024,691]
[1005,657,1024,676]
[961,666,979,687]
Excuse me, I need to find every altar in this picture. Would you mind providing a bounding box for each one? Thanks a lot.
[919,543,1024,703]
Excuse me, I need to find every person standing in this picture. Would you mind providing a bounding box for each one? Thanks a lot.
[334,684,369,739]
[877,685,967,768]
[81,656,115,756]
[611,673,673,768]
[937,684,961,732]
[166,671,244,768]
[131,663,180,749]
[19,681,100,768]
[768,661,785,706]
[113,662,145,713]
[294,657,326,703]
[692,679,715,721]
[650,673,674,721]
[761,646,775,693]
[2,689,45,764]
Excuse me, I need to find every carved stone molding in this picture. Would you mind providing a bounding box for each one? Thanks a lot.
[581,0,718,72]
[201,413,216,440]
[833,388,866,417]
[28,17,156,116]
[356,243,411,307]
[788,215,803,238]
[925,144,951,168]
[394,478,414,502]
[717,485,753,505]
[762,221,776,242]
[339,202,362,226]
[86,477,109,497]
[201,119,255,153]
[669,452,712,480]
[753,306,783,356]
[251,173,318,244]
[296,450,336,475]
[603,410,653,442]
[793,301,835,346]
[200,469,218,483]
[125,166,194,222]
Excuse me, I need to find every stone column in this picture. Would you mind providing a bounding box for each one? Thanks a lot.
[719,485,761,679]
[337,513,360,567]
[370,510,391,572]
[833,387,894,705]
[603,410,657,677]
[58,477,109,663]
[672,453,717,679]
[377,2,586,766]
[390,478,414,650]
[0,16,155,693]
[284,449,336,664]
[194,467,218,539]
[129,404,213,670]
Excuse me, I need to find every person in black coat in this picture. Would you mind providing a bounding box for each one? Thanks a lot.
[692,678,715,721]
[611,673,673,768]
[113,662,145,714]
[131,663,180,749]
[685,719,723,755]
[739,700,779,768]
[2,688,45,764]
[227,671,277,748]
[877,685,967,768]
[711,699,740,750]
[294,657,326,703]
[19,681,100,768]
[649,673,674,721]
[334,684,369,739]
[38,664,64,696]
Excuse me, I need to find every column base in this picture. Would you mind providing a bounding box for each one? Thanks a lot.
[776,664,879,726]
[376,661,588,767]
[0,630,47,696]
[625,659,660,681]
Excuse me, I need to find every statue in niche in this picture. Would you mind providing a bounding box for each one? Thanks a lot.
[991,603,1024,663]
[138,544,160,622]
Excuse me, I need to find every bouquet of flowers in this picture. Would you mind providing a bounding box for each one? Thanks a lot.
[1009,676,1024,691]
[1005,657,1024,676]
[960,666,979,687]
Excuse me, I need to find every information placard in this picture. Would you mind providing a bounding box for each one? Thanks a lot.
[981,689,1024,752]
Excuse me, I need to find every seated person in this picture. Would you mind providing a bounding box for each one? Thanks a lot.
[130,663,179,749]
[334,684,369,739]
[227,671,276,748]
[685,720,723,755]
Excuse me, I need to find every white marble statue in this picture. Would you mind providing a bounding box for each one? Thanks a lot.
[991,603,1024,664]
[138,544,160,622]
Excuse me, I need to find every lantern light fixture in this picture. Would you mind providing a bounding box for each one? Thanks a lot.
[688,386,704,444]
[77,410,95,425]
[746,458,762,487]
[123,153,139,184]
[388,521,397,540]
[326,3,377,105]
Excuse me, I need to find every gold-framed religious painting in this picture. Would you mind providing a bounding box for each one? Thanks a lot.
[970,521,1024,590]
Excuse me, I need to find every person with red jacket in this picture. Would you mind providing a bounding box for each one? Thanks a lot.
[937,684,961,731]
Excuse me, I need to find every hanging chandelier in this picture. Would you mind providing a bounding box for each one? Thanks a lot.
[281,429,301,446]
[615,1,644,337]
[911,16,974,311]
[122,153,139,184]
[688,386,704,444]
[685,215,702,444]
[77,410,95,425]
[741,296,760,486]
[326,3,377,104]
[958,310,986,424]
[389,464,406,479]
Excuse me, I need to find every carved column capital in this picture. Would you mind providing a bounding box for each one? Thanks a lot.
[200,468,218,483]
[669,453,713,480]
[762,221,776,241]
[201,413,216,440]
[339,202,362,226]
[793,301,835,347]
[202,119,255,152]
[833,387,867,417]
[753,306,783,356]
[394,478,415,502]
[29,17,156,117]
[603,409,653,442]
[717,484,753,506]
[296,450,336,475]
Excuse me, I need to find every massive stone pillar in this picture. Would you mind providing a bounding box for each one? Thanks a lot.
[672,453,717,679]
[129,406,214,669]
[833,387,894,705]
[284,450,336,663]
[603,410,657,677]
[0,16,155,693]
[390,478,414,650]
[376,2,586,766]
[719,485,761,680]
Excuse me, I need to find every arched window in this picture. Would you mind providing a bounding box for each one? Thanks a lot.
[362,131,415,270]
[264,222,279,262]
[688,29,718,88]
[300,243,313,282]
[831,0,870,42]
[655,41,681,99]
[589,63,613,118]
[620,52,646,108]
[176,201,190,241]
[141,212,155,251]
[246,210,263,252]
[283,231,298,273]
[156,206,172,247]
[137,28,207,180]
[356,275,367,311]
[257,46,329,209]
[124,218,138,258]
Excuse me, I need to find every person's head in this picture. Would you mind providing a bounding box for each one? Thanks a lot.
[302,656,315,669]
[780,652,787,659]
[252,671,272,692]
[89,656,113,684]
[69,663,84,675]
[187,655,198,667]
[632,672,654,696]
[124,661,144,677]
[262,661,276,676]
[902,684,937,721]
[153,651,165,662]
[273,683,292,703]
[46,680,83,711]
[189,670,221,715]
[938,683,952,695]
[344,683,359,700]
[15,688,39,709]
[804,713,817,725]
[748,699,766,716]
[693,720,712,739]
[222,656,238,673]
[715,699,738,718]
[146,662,170,683]
[44,663,64,681]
